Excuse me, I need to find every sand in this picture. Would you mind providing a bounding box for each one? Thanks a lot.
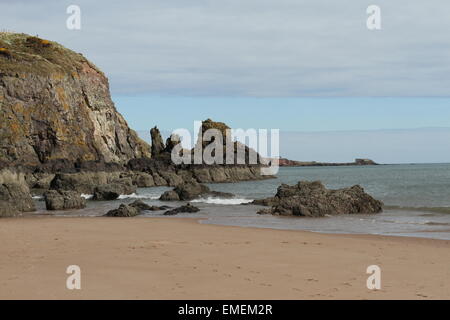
[0,216,448,300]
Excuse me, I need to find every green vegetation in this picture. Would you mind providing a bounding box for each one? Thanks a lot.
[0,32,103,76]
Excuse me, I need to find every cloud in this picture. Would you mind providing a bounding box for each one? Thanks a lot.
[1,0,450,96]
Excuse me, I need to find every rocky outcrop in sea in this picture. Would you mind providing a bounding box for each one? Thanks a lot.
[253,181,383,217]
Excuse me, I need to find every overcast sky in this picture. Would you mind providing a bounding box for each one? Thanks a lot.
[2,1,449,163]
[2,0,450,96]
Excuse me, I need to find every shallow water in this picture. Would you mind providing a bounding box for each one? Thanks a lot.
[33,164,450,240]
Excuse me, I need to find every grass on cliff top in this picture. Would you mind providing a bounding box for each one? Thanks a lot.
[0,32,103,76]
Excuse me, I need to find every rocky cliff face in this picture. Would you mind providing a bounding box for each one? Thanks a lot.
[0,33,150,169]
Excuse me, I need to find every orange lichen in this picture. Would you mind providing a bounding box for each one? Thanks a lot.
[25,36,52,49]
[40,39,51,47]
[55,86,70,111]
[0,47,11,57]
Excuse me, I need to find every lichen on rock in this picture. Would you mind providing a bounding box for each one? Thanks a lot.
[0,32,150,169]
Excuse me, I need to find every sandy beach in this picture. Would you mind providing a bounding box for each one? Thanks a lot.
[0,216,448,300]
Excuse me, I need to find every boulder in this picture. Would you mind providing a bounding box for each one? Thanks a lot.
[160,190,180,201]
[160,181,234,201]
[130,172,155,188]
[44,190,86,210]
[164,203,200,216]
[0,169,35,214]
[128,200,152,211]
[254,181,383,217]
[173,182,211,200]
[104,200,171,217]
[0,202,20,218]
[105,204,139,217]
[92,182,137,200]
[128,200,171,211]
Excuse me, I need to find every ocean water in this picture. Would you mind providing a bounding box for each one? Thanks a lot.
[33,164,450,240]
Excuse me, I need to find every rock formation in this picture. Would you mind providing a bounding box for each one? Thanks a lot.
[164,203,200,216]
[194,119,262,165]
[104,200,166,217]
[254,181,383,217]
[105,204,140,217]
[0,33,273,214]
[0,168,35,217]
[150,126,165,157]
[50,172,136,195]
[0,33,150,169]
[44,190,86,210]
[160,181,234,201]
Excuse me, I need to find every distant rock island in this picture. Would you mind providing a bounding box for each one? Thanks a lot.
[271,158,378,167]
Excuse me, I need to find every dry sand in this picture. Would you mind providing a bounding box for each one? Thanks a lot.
[0,216,449,300]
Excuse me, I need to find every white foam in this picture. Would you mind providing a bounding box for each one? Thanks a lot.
[117,193,160,200]
[32,195,43,200]
[191,197,253,205]
[81,194,93,200]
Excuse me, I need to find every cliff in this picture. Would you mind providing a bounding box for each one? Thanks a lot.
[0,33,150,170]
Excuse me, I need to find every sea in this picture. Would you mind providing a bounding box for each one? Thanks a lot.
[33,164,450,240]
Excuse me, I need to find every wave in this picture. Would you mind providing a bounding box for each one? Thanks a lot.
[32,195,43,200]
[379,219,450,226]
[81,194,93,200]
[385,205,450,215]
[425,222,450,226]
[191,197,253,205]
[117,193,160,200]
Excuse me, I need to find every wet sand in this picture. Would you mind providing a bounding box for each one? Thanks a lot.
[0,216,449,300]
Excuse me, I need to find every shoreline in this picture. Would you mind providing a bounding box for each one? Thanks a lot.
[0,216,448,300]
[22,207,450,241]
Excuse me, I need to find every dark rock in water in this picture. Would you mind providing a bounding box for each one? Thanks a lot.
[0,169,35,216]
[105,204,139,217]
[254,181,383,217]
[160,190,181,201]
[0,33,151,169]
[128,200,153,211]
[151,126,165,156]
[92,181,137,201]
[93,184,122,200]
[173,182,211,200]
[164,203,200,216]
[105,200,168,217]
[159,181,234,201]
[44,190,86,210]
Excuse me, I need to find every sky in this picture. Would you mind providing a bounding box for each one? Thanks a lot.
[1,1,450,163]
